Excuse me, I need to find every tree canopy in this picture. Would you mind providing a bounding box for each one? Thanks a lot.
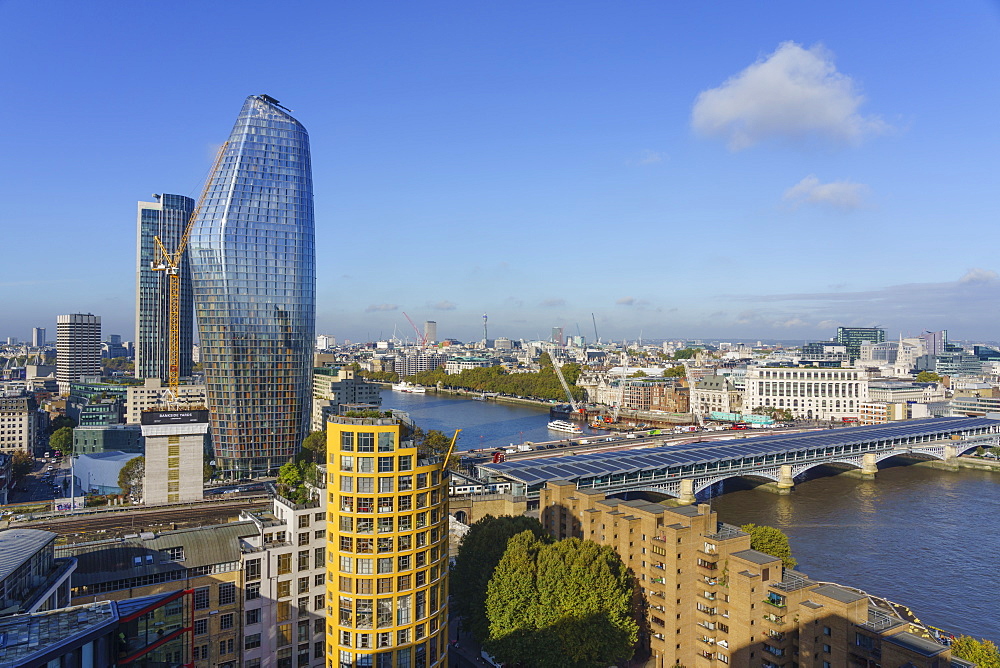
[11,450,33,479]
[673,348,700,360]
[951,636,1000,668]
[50,426,74,455]
[407,363,585,402]
[118,456,145,499]
[664,365,686,378]
[740,523,797,569]
[301,430,326,463]
[451,515,550,644]
[484,532,639,668]
[49,415,76,433]
[915,371,943,383]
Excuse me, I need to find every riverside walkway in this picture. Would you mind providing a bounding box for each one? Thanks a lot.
[475,416,999,502]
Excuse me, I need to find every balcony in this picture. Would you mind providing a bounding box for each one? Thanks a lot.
[697,621,716,631]
[699,637,716,646]
[763,596,787,609]
[702,576,719,586]
[697,604,718,617]
[762,613,784,625]
[702,592,717,601]
[697,650,716,661]
[697,559,718,571]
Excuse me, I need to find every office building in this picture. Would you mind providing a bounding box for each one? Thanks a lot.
[32,327,46,347]
[317,334,336,350]
[189,95,316,477]
[312,367,383,431]
[423,321,437,344]
[140,409,208,504]
[0,393,39,454]
[56,314,101,393]
[72,423,144,455]
[0,529,75,615]
[126,377,207,424]
[325,411,450,668]
[551,326,564,346]
[743,366,868,421]
[135,194,196,382]
[690,375,741,417]
[394,352,448,378]
[920,330,948,357]
[541,483,970,668]
[836,326,885,361]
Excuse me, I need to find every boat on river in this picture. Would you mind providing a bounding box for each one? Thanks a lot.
[391,382,427,393]
[547,420,583,434]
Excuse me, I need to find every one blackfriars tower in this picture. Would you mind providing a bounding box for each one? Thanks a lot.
[189,95,316,477]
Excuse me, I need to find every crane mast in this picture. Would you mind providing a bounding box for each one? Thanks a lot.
[151,142,228,399]
[549,347,578,413]
[402,312,426,347]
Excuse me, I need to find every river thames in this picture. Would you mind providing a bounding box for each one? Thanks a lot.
[383,389,1000,641]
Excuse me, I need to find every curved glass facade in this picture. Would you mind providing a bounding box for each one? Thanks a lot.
[189,95,316,477]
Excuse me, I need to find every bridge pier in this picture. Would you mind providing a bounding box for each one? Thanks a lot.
[776,465,795,491]
[861,452,878,477]
[677,479,696,505]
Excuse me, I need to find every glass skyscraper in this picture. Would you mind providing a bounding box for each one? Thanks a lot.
[135,194,195,381]
[189,95,316,477]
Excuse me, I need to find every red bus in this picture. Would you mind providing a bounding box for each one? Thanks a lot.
[731,423,749,430]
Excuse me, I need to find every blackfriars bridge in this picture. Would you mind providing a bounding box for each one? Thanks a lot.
[476,417,999,503]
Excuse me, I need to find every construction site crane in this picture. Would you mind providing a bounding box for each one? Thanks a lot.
[402,313,427,347]
[151,142,228,399]
[549,348,579,413]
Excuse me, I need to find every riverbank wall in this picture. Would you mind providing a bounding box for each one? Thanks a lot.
[426,386,553,411]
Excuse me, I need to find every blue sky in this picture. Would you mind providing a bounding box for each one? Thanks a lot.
[2,1,999,344]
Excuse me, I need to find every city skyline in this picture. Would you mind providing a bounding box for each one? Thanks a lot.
[2,2,999,342]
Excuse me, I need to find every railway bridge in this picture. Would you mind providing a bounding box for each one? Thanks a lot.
[476,417,999,503]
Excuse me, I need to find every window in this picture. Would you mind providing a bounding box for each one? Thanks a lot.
[378,517,394,533]
[379,497,394,513]
[358,457,374,473]
[377,577,393,593]
[194,587,209,610]
[398,455,413,472]
[245,633,262,650]
[245,608,261,625]
[824,626,832,636]
[397,594,411,625]
[356,579,373,594]
[315,640,325,658]
[378,557,393,574]
[277,601,291,622]
[398,495,412,511]
[298,550,310,571]
[315,547,325,568]
[245,558,261,581]
[378,456,394,472]
[165,546,184,561]
[277,624,291,648]
[398,515,412,531]
[315,594,325,610]
[340,536,354,552]
[398,535,412,551]
[398,554,411,571]
[278,553,292,575]
[340,476,353,492]
[194,618,208,635]
[195,644,208,660]
[378,537,394,553]
[277,580,291,598]
[416,473,428,489]
[398,474,412,490]
[397,629,410,646]
[220,612,234,630]
[823,644,831,654]
[219,582,236,605]
[378,477,394,493]
[298,576,310,594]
[357,558,373,575]
[397,574,411,590]
[341,432,354,451]
[378,432,395,451]
[339,576,352,592]
[357,477,374,493]
[246,583,260,601]
[340,516,353,532]
[416,493,428,509]
[358,432,375,452]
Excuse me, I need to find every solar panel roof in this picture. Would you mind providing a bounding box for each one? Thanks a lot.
[480,417,998,485]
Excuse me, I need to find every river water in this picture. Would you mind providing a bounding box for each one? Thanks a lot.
[382,390,1000,641]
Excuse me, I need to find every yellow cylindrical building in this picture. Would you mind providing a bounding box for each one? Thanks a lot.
[325,410,449,668]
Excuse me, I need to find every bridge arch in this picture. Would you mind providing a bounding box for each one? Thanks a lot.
[614,483,680,499]
[693,472,780,495]
[790,459,863,480]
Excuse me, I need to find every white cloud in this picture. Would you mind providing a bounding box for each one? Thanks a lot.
[430,300,457,310]
[540,298,566,308]
[364,303,398,312]
[959,268,997,284]
[616,297,636,306]
[692,41,887,150]
[784,175,869,210]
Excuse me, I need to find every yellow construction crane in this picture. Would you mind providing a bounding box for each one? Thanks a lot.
[151,142,228,399]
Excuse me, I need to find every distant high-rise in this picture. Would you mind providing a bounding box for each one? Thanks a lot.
[920,330,948,357]
[32,327,46,347]
[551,326,564,346]
[56,314,101,393]
[836,326,885,361]
[423,320,437,344]
[189,95,316,477]
[135,194,195,381]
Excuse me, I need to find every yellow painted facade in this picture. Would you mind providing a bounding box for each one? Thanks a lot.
[325,413,449,668]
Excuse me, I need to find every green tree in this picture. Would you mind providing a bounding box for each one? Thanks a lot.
[50,426,74,456]
[301,430,326,463]
[11,450,33,479]
[915,371,942,383]
[664,365,686,378]
[990,446,1000,460]
[951,636,1000,668]
[49,415,76,433]
[451,515,549,644]
[673,348,699,360]
[484,532,639,668]
[278,460,303,490]
[629,370,647,378]
[118,456,145,499]
[740,523,797,569]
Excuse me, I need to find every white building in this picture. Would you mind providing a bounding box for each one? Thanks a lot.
[56,314,101,394]
[312,367,383,432]
[140,409,207,505]
[126,377,207,424]
[443,356,499,375]
[743,367,869,421]
[0,394,38,454]
[689,375,741,417]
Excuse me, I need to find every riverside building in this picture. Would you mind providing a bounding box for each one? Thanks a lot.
[743,367,868,422]
[189,94,316,477]
[325,410,450,668]
[541,482,969,668]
